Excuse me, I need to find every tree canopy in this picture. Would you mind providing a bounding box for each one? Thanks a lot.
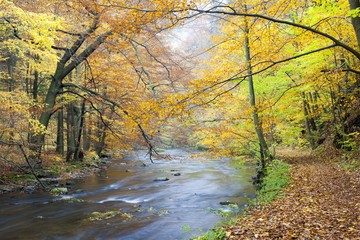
[1,0,360,175]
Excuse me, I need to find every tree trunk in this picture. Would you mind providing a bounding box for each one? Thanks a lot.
[25,62,30,94]
[302,92,316,149]
[5,54,16,91]
[33,69,39,101]
[56,108,64,154]
[305,93,317,132]
[29,28,111,161]
[243,14,272,167]
[95,121,106,157]
[29,63,64,158]
[83,123,91,151]
[349,0,360,50]
[74,100,86,161]
[66,103,76,162]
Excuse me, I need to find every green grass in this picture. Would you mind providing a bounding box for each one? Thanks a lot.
[254,159,291,205]
[340,159,360,171]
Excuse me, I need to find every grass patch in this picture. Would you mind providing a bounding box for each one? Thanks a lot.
[340,159,360,171]
[254,159,291,205]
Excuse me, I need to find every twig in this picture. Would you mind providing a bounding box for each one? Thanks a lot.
[18,145,47,190]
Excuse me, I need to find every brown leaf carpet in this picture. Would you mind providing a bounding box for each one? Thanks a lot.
[224,149,360,239]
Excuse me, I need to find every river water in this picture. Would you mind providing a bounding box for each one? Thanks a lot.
[0,149,256,240]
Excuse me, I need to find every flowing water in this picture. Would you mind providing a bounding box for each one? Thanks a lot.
[0,149,256,240]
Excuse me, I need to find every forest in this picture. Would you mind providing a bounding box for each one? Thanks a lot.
[1,0,360,239]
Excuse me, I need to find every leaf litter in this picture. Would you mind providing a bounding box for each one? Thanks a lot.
[224,148,360,239]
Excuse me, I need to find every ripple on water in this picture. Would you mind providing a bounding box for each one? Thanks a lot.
[0,149,256,240]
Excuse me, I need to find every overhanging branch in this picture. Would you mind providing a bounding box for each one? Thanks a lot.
[61,83,157,162]
[190,7,360,60]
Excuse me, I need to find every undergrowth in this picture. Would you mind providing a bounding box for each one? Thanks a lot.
[253,159,291,205]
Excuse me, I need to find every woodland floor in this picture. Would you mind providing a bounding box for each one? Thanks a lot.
[224,147,360,239]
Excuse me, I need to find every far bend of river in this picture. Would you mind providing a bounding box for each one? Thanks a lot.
[0,149,256,240]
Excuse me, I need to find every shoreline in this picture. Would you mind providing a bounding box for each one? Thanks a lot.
[0,157,111,195]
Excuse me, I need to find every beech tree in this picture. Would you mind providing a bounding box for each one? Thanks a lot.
[186,0,360,171]
[0,0,198,163]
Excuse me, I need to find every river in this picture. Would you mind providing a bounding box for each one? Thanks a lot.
[0,149,256,240]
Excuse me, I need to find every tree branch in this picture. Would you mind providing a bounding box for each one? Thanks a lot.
[0,139,46,190]
[190,7,360,60]
[59,14,101,65]
[61,82,157,162]
[60,30,112,80]
[229,44,338,81]
[56,29,83,36]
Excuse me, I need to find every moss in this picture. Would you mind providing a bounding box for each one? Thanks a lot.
[156,210,170,215]
[50,187,68,196]
[54,196,86,203]
[89,209,133,221]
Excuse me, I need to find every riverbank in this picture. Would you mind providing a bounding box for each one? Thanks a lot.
[0,154,111,195]
[222,147,360,239]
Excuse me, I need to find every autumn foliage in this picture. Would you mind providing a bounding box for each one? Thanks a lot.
[0,0,197,171]
[0,0,360,186]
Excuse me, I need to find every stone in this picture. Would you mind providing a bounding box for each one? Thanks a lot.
[65,180,76,186]
[37,170,58,178]
[54,196,86,203]
[0,186,12,194]
[219,200,235,205]
[50,187,68,195]
[23,186,36,193]
[49,180,59,185]
[154,177,169,181]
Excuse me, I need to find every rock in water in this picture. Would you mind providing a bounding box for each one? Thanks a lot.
[154,177,169,181]
[66,180,76,186]
[50,187,68,195]
[219,200,235,205]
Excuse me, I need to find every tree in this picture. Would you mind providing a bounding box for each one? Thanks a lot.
[185,0,360,171]
[1,0,197,164]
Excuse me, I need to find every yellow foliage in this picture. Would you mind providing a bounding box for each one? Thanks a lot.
[0,90,46,140]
